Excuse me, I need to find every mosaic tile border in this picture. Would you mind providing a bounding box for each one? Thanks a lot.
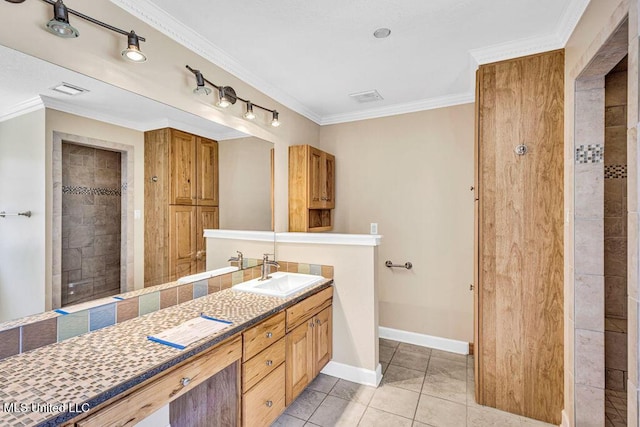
[604,164,627,179]
[62,185,122,196]
[0,261,334,361]
[576,144,604,164]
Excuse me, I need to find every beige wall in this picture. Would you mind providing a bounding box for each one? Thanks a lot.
[0,0,321,233]
[318,104,475,343]
[0,109,46,322]
[275,242,379,373]
[218,137,273,231]
[45,110,145,296]
[563,0,631,425]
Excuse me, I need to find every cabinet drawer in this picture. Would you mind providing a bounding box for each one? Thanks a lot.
[77,336,241,427]
[243,312,285,361]
[286,287,333,332]
[242,364,285,427]
[243,337,285,392]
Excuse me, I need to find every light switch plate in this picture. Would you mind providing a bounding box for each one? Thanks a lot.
[370,223,378,234]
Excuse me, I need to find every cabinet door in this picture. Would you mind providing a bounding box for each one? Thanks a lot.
[196,207,219,273]
[169,205,196,281]
[313,307,332,376]
[307,146,324,209]
[285,321,314,405]
[170,130,197,205]
[196,137,219,206]
[322,152,335,209]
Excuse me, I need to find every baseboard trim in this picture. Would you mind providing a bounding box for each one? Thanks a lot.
[321,361,382,387]
[379,326,469,355]
[560,410,570,427]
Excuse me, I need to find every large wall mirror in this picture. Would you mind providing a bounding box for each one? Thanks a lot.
[0,44,275,323]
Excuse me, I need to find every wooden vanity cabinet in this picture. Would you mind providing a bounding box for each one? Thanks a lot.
[241,312,286,427]
[145,128,219,286]
[73,336,241,427]
[289,145,335,232]
[285,287,333,404]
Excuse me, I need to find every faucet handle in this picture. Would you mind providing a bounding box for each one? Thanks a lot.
[237,250,243,257]
[263,253,275,261]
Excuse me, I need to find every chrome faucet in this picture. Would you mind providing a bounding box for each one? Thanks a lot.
[228,251,244,270]
[259,253,280,281]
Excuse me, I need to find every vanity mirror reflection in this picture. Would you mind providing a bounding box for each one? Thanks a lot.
[0,44,275,323]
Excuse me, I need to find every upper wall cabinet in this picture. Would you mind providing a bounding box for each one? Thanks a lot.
[169,130,219,206]
[289,145,335,232]
[144,128,219,287]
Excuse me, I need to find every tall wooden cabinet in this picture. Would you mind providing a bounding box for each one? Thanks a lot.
[145,128,219,287]
[289,145,335,232]
[474,50,564,424]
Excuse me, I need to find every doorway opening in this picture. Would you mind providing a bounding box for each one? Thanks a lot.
[51,131,135,309]
[61,142,122,306]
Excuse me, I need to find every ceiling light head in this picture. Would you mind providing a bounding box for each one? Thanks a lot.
[373,28,391,39]
[46,0,79,38]
[271,111,280,127]
[121,30,147,63]
[217,86,237,108]
[244,102,256,120]
[193,70,211,95]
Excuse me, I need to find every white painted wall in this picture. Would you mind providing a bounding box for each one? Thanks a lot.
[0,109,46,322]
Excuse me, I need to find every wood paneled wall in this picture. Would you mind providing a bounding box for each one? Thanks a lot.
[475,50,564,424]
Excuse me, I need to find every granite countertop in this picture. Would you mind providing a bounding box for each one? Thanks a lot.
[0,279,333,427]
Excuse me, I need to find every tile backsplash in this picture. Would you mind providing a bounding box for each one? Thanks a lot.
[0,261,334,361]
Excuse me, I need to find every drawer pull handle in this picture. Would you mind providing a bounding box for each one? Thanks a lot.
[181,377,191,387]
[266,332,273,338]
[265,400,273,407]
[266,360,273,366]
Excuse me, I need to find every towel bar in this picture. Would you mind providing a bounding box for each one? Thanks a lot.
[0,211,31,218]
[385,260,413,270]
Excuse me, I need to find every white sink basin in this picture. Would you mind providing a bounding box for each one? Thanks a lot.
[232,272,324,298]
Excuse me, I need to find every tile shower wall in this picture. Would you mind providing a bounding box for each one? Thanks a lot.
[61,143,122,306]
[604,57,628,395]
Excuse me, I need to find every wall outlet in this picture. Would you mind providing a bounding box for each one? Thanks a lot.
[370,223,378,235]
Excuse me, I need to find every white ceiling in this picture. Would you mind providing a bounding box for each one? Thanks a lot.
[113,0,589,124]
[0,44,247,140]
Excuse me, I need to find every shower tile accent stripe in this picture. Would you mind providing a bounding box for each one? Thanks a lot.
[604,164,627,179]
[62,185,122,196]
[576,144,604,164]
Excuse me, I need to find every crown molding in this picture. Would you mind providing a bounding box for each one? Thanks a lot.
[142,118,248,141]
[110,0,322,124]
[0,97,44,122]
[470,0,590,65]
[110,0,588,126]
[555,0,591,46]
[319,92,475,126]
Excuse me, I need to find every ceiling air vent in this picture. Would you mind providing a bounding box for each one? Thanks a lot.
[349,90,383,103]
[51,82,89,96]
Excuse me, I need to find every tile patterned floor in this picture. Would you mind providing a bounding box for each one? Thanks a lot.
[606,389,628,427]
[272,339,556,426]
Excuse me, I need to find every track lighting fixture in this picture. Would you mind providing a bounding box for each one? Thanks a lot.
[193,70,212,95]
[121,31,147,63]
[217,86,237,109]
[186,65,281,127]
[244,102,256,120]
[7,0,148,62]
[46,0,79,38]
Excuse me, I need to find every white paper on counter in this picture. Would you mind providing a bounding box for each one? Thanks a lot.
[147,315,232,350]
